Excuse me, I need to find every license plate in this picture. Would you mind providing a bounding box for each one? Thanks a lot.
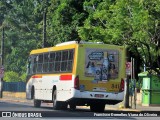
[95,94,104,98]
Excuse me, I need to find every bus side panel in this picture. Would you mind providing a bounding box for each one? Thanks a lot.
[40,74,76,101]
[26,76,44,100]
[56,45,79,101]
[27,74,77,101]
[56,75,75,101]
[41,75,59,101]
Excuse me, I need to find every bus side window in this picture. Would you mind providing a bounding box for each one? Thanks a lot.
[28,55,37,75]
[61,50,68,72]
[43,53,49,73]
[27,57,31,75]
[33,55,38,73]
[67,49,74,71]
[49,52,55,72]
[55,52,61,72]
[37,54,43,73]
[68,49,74,60]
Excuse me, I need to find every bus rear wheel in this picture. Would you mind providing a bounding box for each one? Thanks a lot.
[52,90,61,110]
[90,103,105,112]
[69,104,76,110]
[33,94,41,108]
[52,90,68,110]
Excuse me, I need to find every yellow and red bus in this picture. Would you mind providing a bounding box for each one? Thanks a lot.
[26,41,126,112]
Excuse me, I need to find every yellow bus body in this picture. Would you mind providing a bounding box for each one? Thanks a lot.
[26,41,126,112]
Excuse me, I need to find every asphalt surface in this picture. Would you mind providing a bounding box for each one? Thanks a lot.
[1,97,160,120]
[1,96,160,111]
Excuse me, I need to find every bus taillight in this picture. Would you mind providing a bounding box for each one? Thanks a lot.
[74,76,79,90]
[120,78,124,92]
[60,75,72,81]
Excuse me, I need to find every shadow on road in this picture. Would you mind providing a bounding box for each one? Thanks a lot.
[0,101,138,119]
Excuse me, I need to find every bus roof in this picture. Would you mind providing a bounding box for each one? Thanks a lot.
[30,41,125,55]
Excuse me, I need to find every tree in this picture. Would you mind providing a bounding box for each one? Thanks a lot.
[1,0,160,82]
[0,0,39,81]
[78,0,160,74]
[4,0,39,73]
[47,0,87,45]
[4,71,21,82]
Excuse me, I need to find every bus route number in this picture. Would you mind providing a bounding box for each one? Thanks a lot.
[111,84,120,89]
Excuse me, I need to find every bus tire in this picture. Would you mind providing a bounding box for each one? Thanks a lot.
[69,103,76,110]
[61,102,68,110]
[90,103,105,112]
[33,93,41,108]
[52,90,61,110]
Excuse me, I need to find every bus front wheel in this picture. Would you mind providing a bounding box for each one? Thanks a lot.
[90,103,105,112]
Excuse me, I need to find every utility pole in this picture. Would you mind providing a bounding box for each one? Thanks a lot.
[42,10,47,48]
[0,27,4,98]
[42,0,49,48]
[124,76,130,108]
[1,27,4,65]
[124,50,131,108]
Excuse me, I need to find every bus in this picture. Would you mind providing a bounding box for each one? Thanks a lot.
[26,41,126,112]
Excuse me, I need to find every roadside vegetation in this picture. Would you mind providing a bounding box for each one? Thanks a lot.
[0,0,160,82]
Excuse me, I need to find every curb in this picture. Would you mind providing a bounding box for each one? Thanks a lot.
[2,92,26,99]
[76,105,141,112]
[0,97,32,104]
[105,106,141,112]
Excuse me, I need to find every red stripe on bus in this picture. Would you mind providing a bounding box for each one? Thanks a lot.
[32,75,42,78]
[60,75,72,81]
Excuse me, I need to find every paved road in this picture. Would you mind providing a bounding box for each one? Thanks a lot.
[0,101,159,120]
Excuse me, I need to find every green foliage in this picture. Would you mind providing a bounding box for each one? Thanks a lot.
[47,0,86,45]
[0,0,160,81]
[78,0,160,74]
[20,73,27,82]
[4,71,21,82]
[0,0,40,81]
[4,71,26,82]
